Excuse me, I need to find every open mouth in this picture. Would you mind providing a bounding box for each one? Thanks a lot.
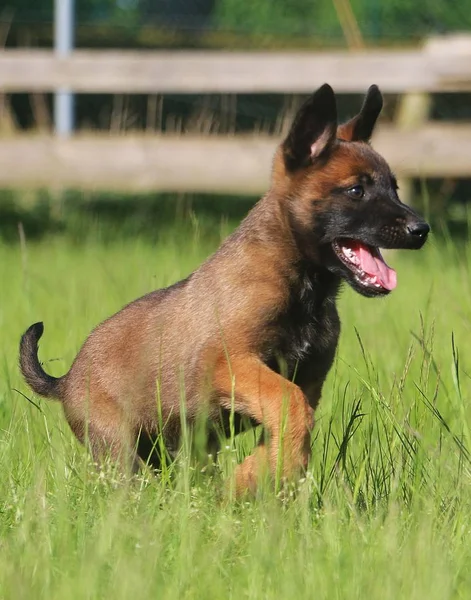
[332,239,397,292]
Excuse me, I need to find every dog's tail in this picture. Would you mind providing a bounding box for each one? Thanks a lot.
[19,322,63,400]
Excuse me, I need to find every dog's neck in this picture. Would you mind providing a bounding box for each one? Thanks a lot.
[238,191,342,306]
[296,258,341,308]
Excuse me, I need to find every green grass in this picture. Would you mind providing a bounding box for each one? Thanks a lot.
[1,214,471,599]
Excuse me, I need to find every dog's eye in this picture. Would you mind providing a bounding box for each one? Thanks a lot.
[347,185,364,200]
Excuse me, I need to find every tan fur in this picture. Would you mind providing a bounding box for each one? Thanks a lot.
[19,85,428,496]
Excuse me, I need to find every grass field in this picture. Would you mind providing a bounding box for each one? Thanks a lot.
[1,207,471,599]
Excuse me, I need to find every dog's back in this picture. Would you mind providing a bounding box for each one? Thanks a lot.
[31,205,287,451]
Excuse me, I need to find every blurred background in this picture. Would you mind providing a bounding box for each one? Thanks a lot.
[1,0,471,238]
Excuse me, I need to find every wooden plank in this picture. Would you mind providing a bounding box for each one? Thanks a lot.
[394,92,432,204]
[0,49,439,94]
[0,135,274,194]
[424,35,471,89]
[1,38,471,94]
[0,126,470,194]
[374,125,471,177]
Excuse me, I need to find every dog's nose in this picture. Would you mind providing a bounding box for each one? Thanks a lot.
[407,221,430,240]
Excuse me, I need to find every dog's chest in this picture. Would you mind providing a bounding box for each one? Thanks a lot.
[263,272,341,383]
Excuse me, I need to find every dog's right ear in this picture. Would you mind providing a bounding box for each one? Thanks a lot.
[337,85,383,142]
[282,84,338,172]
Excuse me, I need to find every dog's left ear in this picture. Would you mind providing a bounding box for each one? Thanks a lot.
[337,85,383,142]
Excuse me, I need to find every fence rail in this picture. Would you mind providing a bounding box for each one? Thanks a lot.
[1,125,469,194]
[0,38,471,93]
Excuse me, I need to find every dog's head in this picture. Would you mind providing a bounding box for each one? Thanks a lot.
[275,83,429,298]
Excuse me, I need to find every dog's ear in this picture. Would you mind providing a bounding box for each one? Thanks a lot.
[282,83,338,172]
[337,85,383,142]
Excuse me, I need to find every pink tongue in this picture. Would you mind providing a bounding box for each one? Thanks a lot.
[357,243,397,290]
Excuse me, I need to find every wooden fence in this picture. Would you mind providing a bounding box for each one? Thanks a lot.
[2,35,471,194]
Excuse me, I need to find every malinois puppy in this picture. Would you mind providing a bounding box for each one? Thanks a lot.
[20,84,429,496]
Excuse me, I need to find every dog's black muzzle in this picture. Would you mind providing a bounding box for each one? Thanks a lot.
[375,200,430,250]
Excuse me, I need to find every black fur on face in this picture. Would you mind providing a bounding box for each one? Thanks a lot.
[315,149,427,249]
[314,145,430,297]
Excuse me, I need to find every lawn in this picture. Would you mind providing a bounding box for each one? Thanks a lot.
[1,209,470,599]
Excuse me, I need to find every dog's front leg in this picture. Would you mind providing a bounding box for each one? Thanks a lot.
[213,354,314,496]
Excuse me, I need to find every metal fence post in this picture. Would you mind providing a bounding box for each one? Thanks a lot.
[54,0,75,136]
